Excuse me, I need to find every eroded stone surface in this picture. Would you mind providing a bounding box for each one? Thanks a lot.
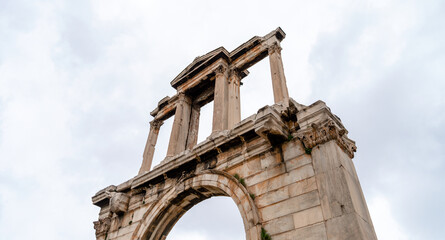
[92,28,376,240]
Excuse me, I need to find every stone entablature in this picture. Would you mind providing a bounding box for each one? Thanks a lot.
[92,28,377,240]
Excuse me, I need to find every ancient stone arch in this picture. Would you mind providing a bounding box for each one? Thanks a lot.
[132,170,261,240]
[92,28,378,240]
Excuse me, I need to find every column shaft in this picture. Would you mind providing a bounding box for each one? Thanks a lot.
[268,42,289,104]
[186,105,200,150]
[228,69,241,129]
[212,65,229,132]
[167,93,192,157]
[139,120,162,174]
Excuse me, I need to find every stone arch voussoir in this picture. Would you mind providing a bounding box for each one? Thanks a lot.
[132,170,261,240]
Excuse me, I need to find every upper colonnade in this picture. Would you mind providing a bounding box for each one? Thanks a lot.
[139,27,290,174]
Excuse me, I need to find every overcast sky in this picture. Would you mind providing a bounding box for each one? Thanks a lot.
[0,0,444,239]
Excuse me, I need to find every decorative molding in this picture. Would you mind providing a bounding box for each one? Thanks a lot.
[177,91,192,105]
[214,65,227,77]
[280,100,299,132]
[93,217,111,237]
[298,120,357,158]
[268,42,282,55]
[176,170,195,183]
[229,68,242,84]
[110,192,130,215]
[150,119,163,130]
[131,187,146,196]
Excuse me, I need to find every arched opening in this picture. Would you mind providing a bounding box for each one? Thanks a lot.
[197,101,213,144]
[151,116,174,168]
[167,197,245,240]
[132,170,261,240]
[240,58,274,120]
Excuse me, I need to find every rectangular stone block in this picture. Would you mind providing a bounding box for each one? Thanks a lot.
[249,178,273,196]
[334,142,360,182]
[115,223,137,237]
[249,163,315,197]
[260,152,282,169]
[285,153,312,172]
[272,222,327,240]
[227,156,263,178]
[246,163,286,186]
[263,214,295,235]
[312,140,358,178]
[325,212,377,240]
[311,141,341,174]
[260,190,320,222]
[128,194,144,210]
[315,166,354,220]
[248,225,260,240]
[343,165,374,225]
[293,205,324,229]
[357,210,379,240]
[282,138,305,161]
[294,222,328,240]
[132,205,149,222]
[288,176,318,197]
[284,163,315,183]
[256,185,289,208]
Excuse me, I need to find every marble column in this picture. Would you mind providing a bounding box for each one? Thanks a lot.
[167,93,192,157]
[268,42,289,105]
[228,68,241,129]
[186,105,200,150]
[139,120,163,174]
[212,65,229,132]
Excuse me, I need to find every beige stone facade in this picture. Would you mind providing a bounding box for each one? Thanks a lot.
[92,28,377,240]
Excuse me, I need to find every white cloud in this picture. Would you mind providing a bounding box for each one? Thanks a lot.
[369,196,409,240]
[0,0,444,239]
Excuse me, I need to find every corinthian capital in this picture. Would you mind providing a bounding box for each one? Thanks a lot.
[214,65,227,77]
[268,42,282,55]
[93,217,111,237]
[298,120,357,158]
[229,68,243,80]
[228,69,242,86]
[150,119,163,129]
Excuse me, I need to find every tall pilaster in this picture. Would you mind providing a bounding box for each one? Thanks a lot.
[268,42,289,105]
[212,65,229,132]
[228,68,241,129]
[167,93,192,156]
[186,105,200,150]
[139,120,163,174]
